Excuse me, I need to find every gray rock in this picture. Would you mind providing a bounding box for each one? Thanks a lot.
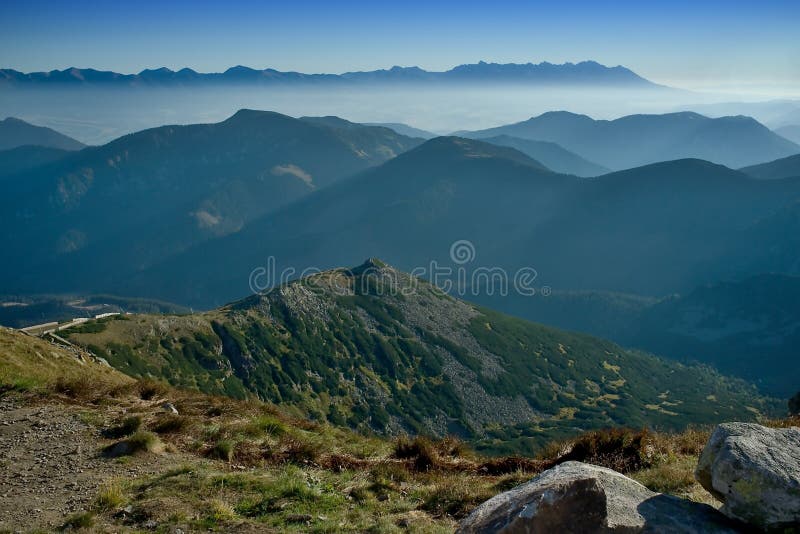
[459,461,740,533]
[160,402,179,415]
[696,422,800,530]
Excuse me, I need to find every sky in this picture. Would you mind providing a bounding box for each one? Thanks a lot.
[1,0,799,91]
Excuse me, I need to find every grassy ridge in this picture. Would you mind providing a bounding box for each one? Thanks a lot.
[61,262,779,454]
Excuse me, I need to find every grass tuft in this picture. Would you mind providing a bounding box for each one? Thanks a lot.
[103,415,142,439]
[61,511,95,530]
[94,480,126,511]
[104,430,161,457]
[151,414,190,434]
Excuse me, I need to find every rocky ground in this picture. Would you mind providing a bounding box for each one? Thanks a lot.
[0,396,186,532]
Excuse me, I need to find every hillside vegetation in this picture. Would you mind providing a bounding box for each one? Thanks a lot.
[1,325,793,532]
[62,261,778,454]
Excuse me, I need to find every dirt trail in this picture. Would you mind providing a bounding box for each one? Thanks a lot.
[0,396,182,532]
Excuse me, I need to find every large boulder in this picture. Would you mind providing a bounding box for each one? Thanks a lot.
[458,461,740,533]
[696,422,800,530]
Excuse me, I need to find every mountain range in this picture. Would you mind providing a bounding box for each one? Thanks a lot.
[60,259,775,452]
[94,136,800,309]
[0,116,85,151]
[4,109,800,404]
[0,110,421,293]
[0,61,660,88]
[459,111,800,170]
[5,122,800,308]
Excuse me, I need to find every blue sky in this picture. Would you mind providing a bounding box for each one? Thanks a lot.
[1,0,798,89]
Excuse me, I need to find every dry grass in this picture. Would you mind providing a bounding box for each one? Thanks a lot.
[0,327,757,532]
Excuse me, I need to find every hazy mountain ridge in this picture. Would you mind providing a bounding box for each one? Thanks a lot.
[481,134,609,176]
[113,143,800,308]
[116,136,578,305]
[365,122,438,139]
[741,153,800,180]
[0,117,86,150]
[62,260,775,451]
[461,111,800,169]
[775,125,800,145]
[0,60,660,88]
[0,110,422,294]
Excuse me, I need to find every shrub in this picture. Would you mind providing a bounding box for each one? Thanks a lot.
[152,415,189,435]
[247,415,287,437]
[126,431,159,452]
[209,439,236,462]
[276,435,322,465]
[544,428,655,473]
[393,435,438,471]
[95,480,126,510]
[421,476,493,518]
[138,379,168,400]
[103,416,142,439]
[53,375,96,399]
[104,431,160,457]
[61,511,95,530]
[478,456,544,476]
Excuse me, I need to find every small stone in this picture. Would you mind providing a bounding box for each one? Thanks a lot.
[160,402,179,415]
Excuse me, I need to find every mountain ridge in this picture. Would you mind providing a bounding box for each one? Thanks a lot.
[461,111,800,169]
[0,60,662,88]
[0,117,86,151]
[61,259,777,451]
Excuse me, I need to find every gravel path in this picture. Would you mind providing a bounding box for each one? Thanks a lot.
[0,396,181,532]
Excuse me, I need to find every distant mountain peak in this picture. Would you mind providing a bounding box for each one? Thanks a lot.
[0,116,86,151]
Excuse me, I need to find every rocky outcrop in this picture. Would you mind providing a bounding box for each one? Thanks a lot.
[458,461,739,533]
[696,422,800,530]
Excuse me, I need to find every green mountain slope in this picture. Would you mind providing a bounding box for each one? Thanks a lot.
[0,117,86,151]
[627,274,800,397]
[63,260,777,452]
[462,111,800,170]
[476,275,800,398]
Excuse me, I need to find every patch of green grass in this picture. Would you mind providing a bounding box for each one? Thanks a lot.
[209,439,236,462]
[94,479,126,511]
[61,511,95,530]
[105,430,161,457]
